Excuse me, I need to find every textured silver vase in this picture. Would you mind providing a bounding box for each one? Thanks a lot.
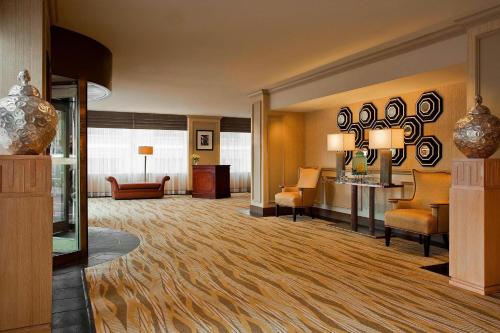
[453,96,500,159]
[0,70,58,155]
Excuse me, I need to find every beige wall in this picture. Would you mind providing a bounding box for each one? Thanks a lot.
[187,116,221,190]
[267,111,305,202]
[305,82,467,171]
[0,0,48,98]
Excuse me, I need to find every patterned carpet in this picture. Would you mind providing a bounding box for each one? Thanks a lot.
[86,194,500,333]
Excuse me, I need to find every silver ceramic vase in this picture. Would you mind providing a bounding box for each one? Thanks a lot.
[0,70,58,155]
[453,96,500,159]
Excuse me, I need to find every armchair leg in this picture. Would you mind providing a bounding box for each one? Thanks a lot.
[276,205,280,217]
[442,234,449,249]
[292,208,297,222]
[310,207,314,219]
[384,227,391,247]
[423,235,431,257]
[419,235,423,244]
[299,208,303,216]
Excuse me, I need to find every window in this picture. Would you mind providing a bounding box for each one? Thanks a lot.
[220,132,251,192]
[88,128,188,196]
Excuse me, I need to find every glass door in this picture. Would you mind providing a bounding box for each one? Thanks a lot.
[50,76,87,265]
[51,78,80,254]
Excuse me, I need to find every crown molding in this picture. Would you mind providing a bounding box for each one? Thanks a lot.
[248,5,500,98]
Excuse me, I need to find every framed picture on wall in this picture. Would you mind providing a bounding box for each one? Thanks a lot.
[196,130,214,150]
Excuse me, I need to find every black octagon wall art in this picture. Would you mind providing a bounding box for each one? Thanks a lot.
[360,140,378,166]
[385,97,406,126]
[416,136,442,167]
[344,151,353,165]
[337,107,353,131]
[391,144,407,166]
[416,91,443,123]
[348,123,364,147]
[400,116,423,145]
[359,103,377,129]
[371,119,390,129]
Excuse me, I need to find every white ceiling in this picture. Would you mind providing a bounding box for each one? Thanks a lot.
[54,0,500,117]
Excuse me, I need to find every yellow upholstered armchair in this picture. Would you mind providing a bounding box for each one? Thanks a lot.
[275,167,321,221]
[384,169,451,256]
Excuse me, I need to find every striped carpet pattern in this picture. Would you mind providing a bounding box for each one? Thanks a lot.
[86,194,500,332]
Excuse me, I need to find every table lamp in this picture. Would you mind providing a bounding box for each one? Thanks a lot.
[327,133,355,179]
[138,146,153,182]
[368,128,404,185]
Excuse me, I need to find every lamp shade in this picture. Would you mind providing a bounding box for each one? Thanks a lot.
[327,133,356,151]
[138,146,154,155]
[369,129,404,149]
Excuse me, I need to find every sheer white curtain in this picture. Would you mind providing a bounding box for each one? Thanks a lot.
[220,132,251,192]
[88,128,188,197]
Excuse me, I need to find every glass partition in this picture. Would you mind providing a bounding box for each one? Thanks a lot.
[50,77,80,255]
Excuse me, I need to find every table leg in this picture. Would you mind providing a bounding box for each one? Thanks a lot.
[351,185,358,231]
[369,187,375,235]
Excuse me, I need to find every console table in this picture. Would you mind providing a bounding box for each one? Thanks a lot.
[192,165,230,199]
[325,177,402,236]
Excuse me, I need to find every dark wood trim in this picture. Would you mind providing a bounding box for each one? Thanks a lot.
[51,26,112,90]
[79,79,88,260]
[249,205,276,217]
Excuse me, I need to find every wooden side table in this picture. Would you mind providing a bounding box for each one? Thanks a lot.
[192,165,231,199]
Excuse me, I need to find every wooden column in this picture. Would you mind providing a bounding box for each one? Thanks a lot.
[0,155,52,333]
[449,158,500,295]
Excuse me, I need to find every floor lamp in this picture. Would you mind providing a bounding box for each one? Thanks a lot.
[138,146,153,182]
[368,129,404,185]
[327,133,355,179]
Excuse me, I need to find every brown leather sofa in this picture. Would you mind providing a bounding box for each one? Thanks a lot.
[106,176,170,200]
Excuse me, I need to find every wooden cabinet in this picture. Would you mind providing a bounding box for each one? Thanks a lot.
[192,165,230,199]
[0,155,52,333]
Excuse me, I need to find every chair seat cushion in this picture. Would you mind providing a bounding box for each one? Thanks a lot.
[275,191,302,207]
[384,209,437,234]
[119,183,161,190]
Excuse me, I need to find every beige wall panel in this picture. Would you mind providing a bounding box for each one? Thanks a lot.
[251,102,262,203]
[0,0,46,98]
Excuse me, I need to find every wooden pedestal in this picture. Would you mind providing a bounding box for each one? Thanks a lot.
[192,165,230,199]
[449,158,500,295]
[0,156,52,333]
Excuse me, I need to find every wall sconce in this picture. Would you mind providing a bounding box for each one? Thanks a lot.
[327,133,355,179]
[369,128,404,185]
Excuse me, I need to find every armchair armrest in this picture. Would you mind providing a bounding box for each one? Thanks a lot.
[430,202,449,233]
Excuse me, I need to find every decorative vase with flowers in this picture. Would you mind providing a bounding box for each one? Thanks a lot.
[191,153,200,165]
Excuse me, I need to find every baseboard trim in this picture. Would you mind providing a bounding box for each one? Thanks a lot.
[450,277,500,295]
[249,205,276,217]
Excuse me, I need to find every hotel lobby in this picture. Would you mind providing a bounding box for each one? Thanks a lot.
[1,1,500,332]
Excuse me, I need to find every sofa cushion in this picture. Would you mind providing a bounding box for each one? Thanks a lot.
[119,183,161,190]
[384,209,437,234]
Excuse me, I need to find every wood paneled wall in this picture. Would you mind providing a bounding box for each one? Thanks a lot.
[0,0,48,98]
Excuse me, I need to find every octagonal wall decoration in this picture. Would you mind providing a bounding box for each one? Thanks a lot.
[348,123,364,147]
[337,107,353,131]
[372,119,390,129]
[400,116,423,145]
[416,135,442,167]
[391,145,407,166]
[385,97,406,126]
[359,103,377,128]
[416,91,443,123]
[360,140,377,165]
[344,151,353,165]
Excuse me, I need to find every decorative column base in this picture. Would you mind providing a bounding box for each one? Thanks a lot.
[449,158,500,295]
